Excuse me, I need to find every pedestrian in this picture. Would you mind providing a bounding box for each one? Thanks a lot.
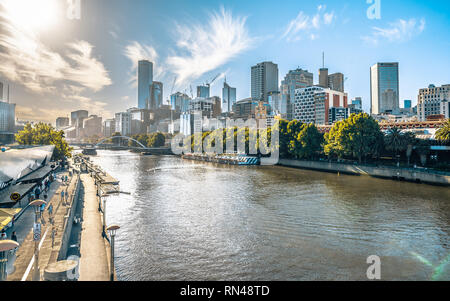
[65,175,68,184]
[35,186,41,199]
[0,230,7,240]
[11,231,17,242]
[61,190,65,202]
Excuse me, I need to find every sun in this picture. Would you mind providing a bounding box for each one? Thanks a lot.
[2,0,61,32]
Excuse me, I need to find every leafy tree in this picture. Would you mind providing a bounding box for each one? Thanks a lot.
[436,119,450,143]
[294,124,324,159]
[324,113,384,163]
[111,132,122,145]
[415,139,431,166]
[384,127,405,163]
[15,122,72,160]
[148,132,166,147]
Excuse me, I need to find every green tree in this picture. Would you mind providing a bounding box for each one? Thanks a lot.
[324,113,383,163]
[147,132,166,148]
[294,124,324,159]
[15,122,72,160]
[436,119,450,143]
[111,132,122,145]
[384,127,405,163]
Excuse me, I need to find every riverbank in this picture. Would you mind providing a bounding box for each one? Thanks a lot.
[278,159,450,186]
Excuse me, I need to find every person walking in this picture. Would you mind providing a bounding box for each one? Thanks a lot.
[0,230,7,240]
[61,190,65,203]
[11,232,17,242]
[35,186,41,199]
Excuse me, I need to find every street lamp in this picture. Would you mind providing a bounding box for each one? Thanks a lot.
[106,224,120,281]
[0,240,19,281]
[29,199,47,281]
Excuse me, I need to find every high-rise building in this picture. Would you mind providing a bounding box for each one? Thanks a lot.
[319,68,329,88]
[370,62,399,115]
[404,100,412,109]
[138,60,153,109]
[103,119,116,137]
[170,92,191,113]
[417,84,450,121]
[115,112,131,136]
[56,117,70,129]
[251,61,279,102]
[149,81,163,110]
[293,87,348,125]
[0,100,15,144]
[281,68,313,119]
[222,80,236,113]
[352,97,363,110]
[328,73,344,92]
[70,110,89,128]
[0,82,3,101]
[82,115,103,138]
[197,85,210,98]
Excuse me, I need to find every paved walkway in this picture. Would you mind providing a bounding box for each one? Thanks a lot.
[78,174,110,281]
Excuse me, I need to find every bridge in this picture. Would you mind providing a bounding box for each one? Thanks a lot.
[70,136,173,155]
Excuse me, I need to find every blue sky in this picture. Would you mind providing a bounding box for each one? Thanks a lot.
[0,0,449,122]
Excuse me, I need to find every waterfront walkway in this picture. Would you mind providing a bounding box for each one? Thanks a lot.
[78,174,110,281]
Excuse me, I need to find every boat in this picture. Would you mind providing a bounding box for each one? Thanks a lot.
[82,147,97,156]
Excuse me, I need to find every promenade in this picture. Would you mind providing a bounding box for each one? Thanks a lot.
[78,173,110,281]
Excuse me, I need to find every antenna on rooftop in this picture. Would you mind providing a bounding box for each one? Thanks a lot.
[322,52,325,69]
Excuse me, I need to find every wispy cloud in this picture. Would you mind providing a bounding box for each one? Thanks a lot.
[0,3,112,94]
[123,41,163,87]
[362,18,426,45]
[282,5,335,42]
[166,7,254,87]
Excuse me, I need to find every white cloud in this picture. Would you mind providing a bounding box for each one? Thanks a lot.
[0,4,112,94]
[282,5,335,42]
[362,18,426,45]
[166,7,254,87]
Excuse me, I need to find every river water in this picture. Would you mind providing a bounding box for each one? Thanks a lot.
[89,150,450,281]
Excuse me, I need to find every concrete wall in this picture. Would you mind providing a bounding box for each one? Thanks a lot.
[279,159,450,186]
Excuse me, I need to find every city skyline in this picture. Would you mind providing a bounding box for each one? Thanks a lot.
[0,0,449,123]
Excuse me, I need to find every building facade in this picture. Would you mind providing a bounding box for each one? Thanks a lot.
[149,81,163,110]
[370,62,399,114]
[0,101,15,144]
[138,60,153,109]
[417,84,450,121]
[56,117,69,129]
[0,82,3,101]
[251,61,279,102]
[293,87,348,125]
[115,112,131,136]
[281,68,313,119]
[82,115,103,138]
[197,85,210,98]
[170,92,191,113]
[222,81,236,113]
[103,118,116,137]
[351,97,362,110]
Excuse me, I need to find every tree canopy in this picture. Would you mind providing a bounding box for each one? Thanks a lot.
[15,122,72,160]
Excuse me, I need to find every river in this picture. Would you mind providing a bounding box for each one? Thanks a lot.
[89,150,450,281]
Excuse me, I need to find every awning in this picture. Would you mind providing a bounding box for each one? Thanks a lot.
[19,165,55,183]
[0,209,21,231]
[0,183,37,206]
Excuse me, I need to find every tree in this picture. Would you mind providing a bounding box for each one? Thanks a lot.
[295,124,324,159]
[324,113,384,163]
[436,119,450,143]
[15,122,72,160]
[147,132,166,148]
[384,127,405,163]
[415,139,431,166]
[111,132,122,145]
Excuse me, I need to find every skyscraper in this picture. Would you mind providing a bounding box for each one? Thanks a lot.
[281,68,313,119]
[319,68,328,88]
[197,85,210,98]
[251,61,279,102]
[138,60,153,109]
[149,81,163,110]
[222,80,236,113]
[0,82,3,101]
[328,73,344,92]
[370,62,399,114]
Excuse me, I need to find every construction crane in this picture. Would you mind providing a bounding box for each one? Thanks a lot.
[205,73,221,88]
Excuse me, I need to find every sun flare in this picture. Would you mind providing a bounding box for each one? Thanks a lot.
[2,0,60,32]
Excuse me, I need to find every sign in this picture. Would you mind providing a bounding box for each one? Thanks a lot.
[33,223,41,241]
[10,192,21,202]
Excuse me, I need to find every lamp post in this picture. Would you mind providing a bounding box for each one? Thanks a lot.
[106,224,120,281]
[0,240,19,281]
[30,199,46,281]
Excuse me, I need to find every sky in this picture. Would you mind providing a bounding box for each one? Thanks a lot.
[0,0,449,124]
